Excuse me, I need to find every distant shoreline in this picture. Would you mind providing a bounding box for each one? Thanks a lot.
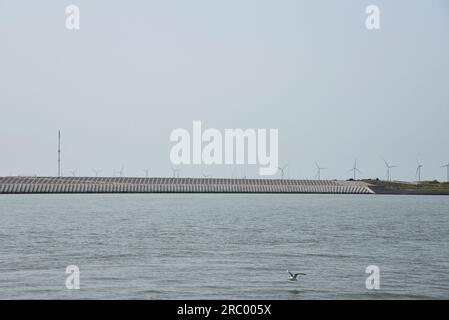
[1,176,448,195]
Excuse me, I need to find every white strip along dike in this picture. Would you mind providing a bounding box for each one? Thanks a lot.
[0,177,375,194]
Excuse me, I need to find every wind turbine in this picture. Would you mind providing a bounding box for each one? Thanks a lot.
[416,159,423,182]
[382,159,398,181]
[441,162,449,182]
[68,169,77,177]
[92,168,102,177]
[278,164,288,179]
[348,160,362,180]
[314,161,327,180]
[142,168,151,177]
[171,166,180,178]
[114,166,124,177]
[202,169,211,178]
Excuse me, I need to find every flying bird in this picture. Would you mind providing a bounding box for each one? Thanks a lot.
[287,270,306,281]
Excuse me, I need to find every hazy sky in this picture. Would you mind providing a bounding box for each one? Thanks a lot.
[1,0,448,180]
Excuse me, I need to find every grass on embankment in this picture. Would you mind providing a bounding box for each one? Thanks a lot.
[363,179,449,195]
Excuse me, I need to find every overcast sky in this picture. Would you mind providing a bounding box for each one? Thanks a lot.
[1,0,448,181]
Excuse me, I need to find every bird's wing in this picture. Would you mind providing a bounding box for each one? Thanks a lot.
[287,270,293,277]
[294,273,306,277]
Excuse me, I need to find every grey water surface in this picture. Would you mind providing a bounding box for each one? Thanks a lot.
[1,194,448,299]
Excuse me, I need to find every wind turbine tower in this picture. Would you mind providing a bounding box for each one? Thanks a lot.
[171,166,180,178]
[202,169,211,178]
[348,160,362,180]
[92,168,102,177]
[314,161,327,180]
[383,159,398,181]
[113,166,124,177]
[278,164,288,179]
[142,168,151,178]
[57,130,61,177]
[416,159,423,182]
[68,169,77,177]
[442,162,449,182]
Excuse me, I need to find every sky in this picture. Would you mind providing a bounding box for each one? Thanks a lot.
[1,0,448,181]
